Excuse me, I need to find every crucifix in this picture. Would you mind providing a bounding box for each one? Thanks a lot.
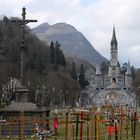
[125,116,130,140]
[118,106,123,140]
[61,112,86,140]
[71,111,91,140]
[11,7,37,85]
[131,111,137,139]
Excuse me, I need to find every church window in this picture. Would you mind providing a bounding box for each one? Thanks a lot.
[112,67,116,70]
[112,77,116,83]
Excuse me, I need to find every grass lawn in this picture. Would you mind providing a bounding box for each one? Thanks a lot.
[1,108,140,140]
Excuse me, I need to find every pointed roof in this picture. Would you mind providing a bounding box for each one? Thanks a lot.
[111,26,118,48]
[126,60,132,75]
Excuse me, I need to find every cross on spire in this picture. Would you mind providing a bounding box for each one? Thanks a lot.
[11,7,37,85]
[111,25,118,48]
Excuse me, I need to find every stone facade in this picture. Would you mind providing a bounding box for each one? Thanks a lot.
[92,27,135,106]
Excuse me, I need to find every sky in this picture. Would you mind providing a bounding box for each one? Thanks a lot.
[0,0,140,67]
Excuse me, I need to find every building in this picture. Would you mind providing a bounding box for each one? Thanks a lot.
[92,27,135,106]
[0,80,50,136]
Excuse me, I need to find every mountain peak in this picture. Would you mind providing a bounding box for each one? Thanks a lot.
[33,22,50,33]
[33,22,107,66]
[51,22,77,32]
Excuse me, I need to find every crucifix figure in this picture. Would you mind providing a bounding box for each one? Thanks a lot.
[11,7,37,85]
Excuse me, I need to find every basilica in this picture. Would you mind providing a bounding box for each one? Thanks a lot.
[92,27,135,106]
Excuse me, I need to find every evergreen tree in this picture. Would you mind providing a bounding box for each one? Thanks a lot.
[49,41,55,63]
[0,27,4,50]
[3,16,9,24]
[59,50,66,66]
[71,62,77,80]
[50,41,66,66]
[78,64,89,89]
[5,26,15,39]
[54,41,60,64]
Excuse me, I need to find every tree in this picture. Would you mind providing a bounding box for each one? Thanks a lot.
[54,41,60,64]
[53,41,66,66]
[49,41,55,64]
[3,16,9,24]
[70,62,77,80]
[0,17,81,108]
[59,50,66,66]
[78,64,89,89]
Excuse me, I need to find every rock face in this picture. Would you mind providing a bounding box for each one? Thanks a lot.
[32,22,107,66]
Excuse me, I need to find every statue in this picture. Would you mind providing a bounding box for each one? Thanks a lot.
[35,86,43,108]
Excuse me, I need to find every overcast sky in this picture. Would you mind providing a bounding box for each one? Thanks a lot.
[0,0,140,67]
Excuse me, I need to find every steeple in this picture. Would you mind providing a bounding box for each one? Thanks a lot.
[126,60,132,75]
[111,26,118,50]
[109,26,120,77]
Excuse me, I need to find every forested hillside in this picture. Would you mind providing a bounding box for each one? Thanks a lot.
[0,16,91,107]
[33,22,107,66]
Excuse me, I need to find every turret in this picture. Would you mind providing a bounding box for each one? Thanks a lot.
[125,61,132,75]
[125,61,132,88]
[95,66,102,88]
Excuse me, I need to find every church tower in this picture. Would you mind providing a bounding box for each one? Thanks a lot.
[95,66,102,88]
[125,61,132,88]
[108,26,120,82]
[110,26,118,66]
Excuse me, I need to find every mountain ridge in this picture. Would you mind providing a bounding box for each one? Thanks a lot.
[32,22,107,66]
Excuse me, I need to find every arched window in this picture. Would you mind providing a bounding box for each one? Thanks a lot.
[112,77,116,83]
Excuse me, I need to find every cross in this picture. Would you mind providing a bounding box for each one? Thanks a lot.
[131,111,137,139]
[71,111,91,140]
[116,106,124,140]
[61,112,85,140]
[11,7,37,85]
[125,117,130,140]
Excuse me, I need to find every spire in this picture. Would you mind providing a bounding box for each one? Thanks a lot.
[111,25,118,49]
[126,60,132,75]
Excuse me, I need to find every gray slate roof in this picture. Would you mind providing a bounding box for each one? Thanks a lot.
[2,101,38,111]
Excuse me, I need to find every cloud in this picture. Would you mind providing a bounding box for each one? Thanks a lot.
[0,0,140,67]
[126,45,140,67]
[0,0,33,16]
[78,0,140,67]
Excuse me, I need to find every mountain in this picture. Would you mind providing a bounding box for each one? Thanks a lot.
[32,22,107,66]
